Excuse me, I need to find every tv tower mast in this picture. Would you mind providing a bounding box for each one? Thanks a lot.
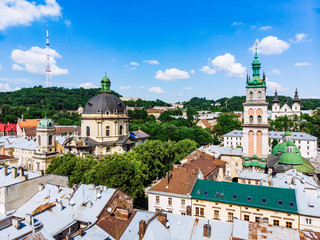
[44,25,51,87]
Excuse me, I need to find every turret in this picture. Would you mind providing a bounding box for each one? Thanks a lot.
[292,88,301,113]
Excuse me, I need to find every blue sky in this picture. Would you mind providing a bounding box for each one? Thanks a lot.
[0,0,319,103]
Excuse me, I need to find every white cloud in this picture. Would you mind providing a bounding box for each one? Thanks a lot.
[231,21,243,26]
[148,86,165,93]
[12,64,24,70]
[0,77,32,84]
[64,19,71,27]
[11,46,68,75]
[119,86,131,90]
[155,68,190,81]
[190,69,195,74]
[290,33,308,43]
[185,86,194,90]
[272,68,281,75]
[295,62,310,66]
[267,81,288,92]
[211,53,246,78]
[259,26,272,31]
[250,36,290,55]
[0,83,13,92]
[200,66,216,75]
[78,82,98,89]
[139,86,145,89]
[0,0,62,31]
[143,60,159,65]
[130,61,139,66]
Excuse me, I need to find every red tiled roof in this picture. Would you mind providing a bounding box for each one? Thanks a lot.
[55,126,81,135]
[0,124,5,132]
[25,127,37,136]
[19,119,41,128]
[5,124,17,132]
[199,119,213,131]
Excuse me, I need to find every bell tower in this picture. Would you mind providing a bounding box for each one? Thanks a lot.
[242,44,269,158]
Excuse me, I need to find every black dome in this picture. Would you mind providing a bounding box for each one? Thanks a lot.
[83,92,126,114]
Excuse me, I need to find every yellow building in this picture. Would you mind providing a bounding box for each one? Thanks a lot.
[191,180,299,229]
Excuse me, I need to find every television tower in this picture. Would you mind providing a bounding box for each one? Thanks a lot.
[44,25,51,87]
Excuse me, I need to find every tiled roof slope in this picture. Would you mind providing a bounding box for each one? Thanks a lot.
[192,180,298,214]
[19,119,41,128]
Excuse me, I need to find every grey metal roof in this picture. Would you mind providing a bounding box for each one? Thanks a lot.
[224,130,317,141]
[239,171,269,180]
[83,92,126,114]
[295,189,320,217]
[0,136,67,150]
[202,145,243,157]
[0,166,39,188]
[73,225,114,240]
[121,210,235,240]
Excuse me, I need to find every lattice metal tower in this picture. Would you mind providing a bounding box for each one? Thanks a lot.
[44,26,51,87]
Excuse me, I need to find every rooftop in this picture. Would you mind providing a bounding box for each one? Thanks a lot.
[0,166,39,188]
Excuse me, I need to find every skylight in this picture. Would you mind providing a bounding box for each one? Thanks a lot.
[232,194,237,199]
[278,200,283,206]
[247,196,252,201]
[289,202,294,207]
[262,198,267,203]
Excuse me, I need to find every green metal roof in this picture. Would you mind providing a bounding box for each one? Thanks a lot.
[244,157,249,161]
[37,117,55,128]
[250,160,260,167]
[243,161,250,167]
[261,158,266,162]
[283,131,292,137]
[252,154,257,159]
[259,163,266,168]
[287,141,295,146]
[279,152,303,165]
[101,75,111,93]
[191,180,298,214]
[293,157,315,174]
[272,142,301,155]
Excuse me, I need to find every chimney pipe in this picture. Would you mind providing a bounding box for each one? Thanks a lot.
[203,223,211,238]
[79,228,84,236]
[19,167,25,180]
[157,213,167,227]
[139,220,146,240]
[25,214,33,225]
[3,165,8,177]
[56,199,63,211]
[94,188,100,200]
[11,166,17,178]
[39,184,44,191]
[12,218,21,229]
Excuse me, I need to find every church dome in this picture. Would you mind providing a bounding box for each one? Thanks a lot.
[37,117,55,128]
[279,152,303,165]
[83,75,126,115]
[272,141,301,155]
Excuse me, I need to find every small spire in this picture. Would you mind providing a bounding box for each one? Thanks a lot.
[246,72,249,83]
[293,88,300,102]
[273,89,279,103]
[254,40,258,59]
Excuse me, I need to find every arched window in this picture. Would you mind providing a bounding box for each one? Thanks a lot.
[120,125,123,135]
[107,147,110,152]
[258,91,262,99]
[38,135,41,145]
[249,115,253,123]
[106,126,110,136]
[49,135,53,145]
[257,115,262,123]
[86,126,90,137]
[250,91,253,99]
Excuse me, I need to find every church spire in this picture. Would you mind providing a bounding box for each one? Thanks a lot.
[273,89,279,103]
[293,88,300,102]
[251,40,261,78]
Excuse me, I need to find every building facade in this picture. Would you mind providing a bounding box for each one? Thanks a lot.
[271,89,301,120]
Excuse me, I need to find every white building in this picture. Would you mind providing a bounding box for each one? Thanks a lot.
[271,89,301,120]
[224,130,317,159]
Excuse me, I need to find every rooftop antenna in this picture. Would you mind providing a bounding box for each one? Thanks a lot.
[44,25,52,88]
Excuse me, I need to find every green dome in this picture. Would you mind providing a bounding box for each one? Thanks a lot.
[261,158,266,162]
[101,75,111,93]
[283,131,292,137]
[244,157,249,161]
[101,75,110,83]
[272,142,301,155]
[250,160,260,167]
[243,161,250,167]
[252,154,258,159]
[259,163,266,168]
[37,118,55,128]
[279,152,303,165]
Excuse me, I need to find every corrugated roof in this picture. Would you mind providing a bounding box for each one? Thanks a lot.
[0,166,39,188]
[73,225,114,240]
[191,180,298,214]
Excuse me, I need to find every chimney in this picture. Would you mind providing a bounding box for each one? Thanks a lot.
[157,213,167,227]
[87,200,93,208]
[79,228,84,236]
[56,200,63,211]
[39,184,44,191]
[186,206,191,216]
[94,188,100,200]
[12,218,21,229]
[11,167,17,178]
[139,220,146,240]
[19,167,25,180]
[203,223,211,238]
[25,214,33,225]
[3,165,8,177]
[57,185,60,193]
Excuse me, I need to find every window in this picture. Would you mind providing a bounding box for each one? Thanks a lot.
[278,200,283,206]
[156,208,161,213]
[257,115,262,123]
[214,210,219,219]
[286,222,292,228]
[250,91,253,99]
[244,215,249,221]
[120,125,123,135]
[181,212,186,215]
[181,199,185,208]
[258,91,262,99]
[228,212,234,221]
[168,210,172,213]
[255,217,260,223]
[215,192,219,197]
[168,198,172,206]
[273,220,279,226]
[195,207,199,215]
[49,135,53,145]
[156,196,159,204]
[249,115,253,123]
[204,191,208,195]
[38,135,41,145]
[220,193,224,197]
[197,190,201,195]
[247,196,252,201]
[107,147,110,153]
[262,198,267,203]
[232,194,237,199]
[289,202,294,207]
[86,126,90,137]
[200,208,204,217]
[306,218,312,225]
[106,126,110,136]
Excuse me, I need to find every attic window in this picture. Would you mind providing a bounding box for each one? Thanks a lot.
[197,190,201,195]
[204,191,208,195]
[220,193,224,197]
[278,200,283,206]
[262,198,267,203]
[232,194,237,199]
[289,202,295,207]
[215,192,219,197]
[88,103,92,107]
[247,196,252,201]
